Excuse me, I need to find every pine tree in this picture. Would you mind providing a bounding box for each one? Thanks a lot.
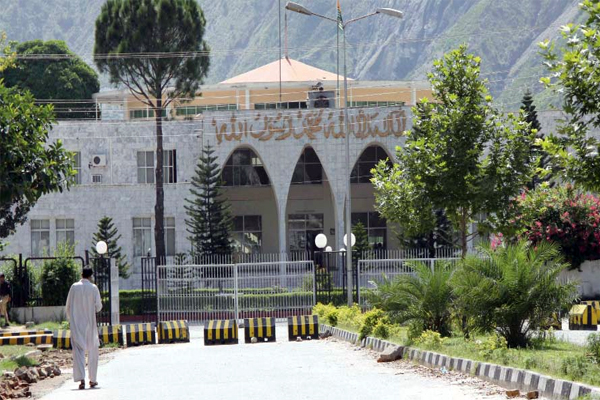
[521,90,550,189]
[185,145,233,257]
[91,216,130,279]
[352,222,371,267]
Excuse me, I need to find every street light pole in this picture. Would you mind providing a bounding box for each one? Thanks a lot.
[285,2,404,306]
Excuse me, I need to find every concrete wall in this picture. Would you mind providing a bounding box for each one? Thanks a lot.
[561,260,600,299]
[11,306,66,324]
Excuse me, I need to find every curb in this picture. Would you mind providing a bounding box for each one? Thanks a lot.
[319,324,600,400]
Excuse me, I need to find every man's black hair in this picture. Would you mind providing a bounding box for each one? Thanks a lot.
[82,268,94,279]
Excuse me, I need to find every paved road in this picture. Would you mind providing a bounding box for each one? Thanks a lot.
[41,326,507,400]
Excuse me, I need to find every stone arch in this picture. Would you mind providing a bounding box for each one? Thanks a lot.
[351,143,394,184]
[219,145,279,253]
[285,145,337,254]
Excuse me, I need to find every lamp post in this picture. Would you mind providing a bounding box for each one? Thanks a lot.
[286,2,404,306]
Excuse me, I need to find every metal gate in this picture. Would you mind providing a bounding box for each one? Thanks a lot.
[313,251,357,305]
[141,257,158,323]
[91,256,112,325]
[157,260,315,323]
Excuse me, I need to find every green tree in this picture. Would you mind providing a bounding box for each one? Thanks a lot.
[352,222,370,266]
[372,46,535,257]
[366,261,454,339]
[41,243,80,306]
[520,89,550,189]
[453,241,578,348]
[540,0,600,192]
[1,40,99,120]
[91,216,131,279]
[0,83,75,240]
[185,145,233,257]
[94,0,210,262]
[0,32,15,73]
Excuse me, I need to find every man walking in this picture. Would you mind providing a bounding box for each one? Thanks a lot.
[0,274,11,328]
[65,268,102,390]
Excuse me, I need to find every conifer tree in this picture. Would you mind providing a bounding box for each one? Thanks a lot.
[91,216,130,279]
[520,90,550,189]
[185,145,233,257]
[352,222,371,267]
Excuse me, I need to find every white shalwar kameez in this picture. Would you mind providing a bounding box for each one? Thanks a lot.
[65,279,103,383]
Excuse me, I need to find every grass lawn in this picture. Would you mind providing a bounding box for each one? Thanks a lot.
[334,322,600,388]
[31,322,64,331]
[0,345,38,372]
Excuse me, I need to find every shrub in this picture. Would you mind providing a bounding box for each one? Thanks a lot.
[325,309,339,327]
[586,333,600,363]
[453,240,578,348]
[41,244,80,306]
[499,185,600,269]
[359,308,386,340]
[414,330,444,350]
[476,334,508,360]
[366,261,454,338]
[337,305,363,331]
[372,321,391,339]
[561,356,589,381]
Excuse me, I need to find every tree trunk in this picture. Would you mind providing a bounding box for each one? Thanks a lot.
[154,95,166,265]
[459,208,468,259]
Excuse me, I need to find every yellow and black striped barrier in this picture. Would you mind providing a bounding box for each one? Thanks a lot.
[204,320,238,345]
[0,334,52,346]
[52,330,72,349]
[99,325,124,347]
[569,304,599,330]
[125,323,156,346]
[244,317,276,343]
[541,313,562,331]
[0,330,51,337]
[158,320,190,344]
[288,315,319,341]
[582,300,600,312]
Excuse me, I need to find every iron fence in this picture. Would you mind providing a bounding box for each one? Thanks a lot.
[157,260,315,323]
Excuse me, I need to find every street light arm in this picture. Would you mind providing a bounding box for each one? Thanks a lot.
[343,12,379,28]
[310,12,338,24]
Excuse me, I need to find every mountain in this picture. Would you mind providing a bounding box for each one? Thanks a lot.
[0,0,581,109]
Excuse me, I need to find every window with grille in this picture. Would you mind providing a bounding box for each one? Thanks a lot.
[292,148,323,185]
[31,219,50,257]
[133,217,152,257]
[56,219,75,247]
[232,216,262,254]
[222,149,270,187]
[73,152,82,184]
[351,146,391,184]
[352,212,387,249]
[137,151,155,184]
[288,214,324,252]
[163,150,177,184]
[165,217,176,257]
[92,174,102,184]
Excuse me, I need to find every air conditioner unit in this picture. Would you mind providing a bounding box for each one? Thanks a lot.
[91,155,107,167]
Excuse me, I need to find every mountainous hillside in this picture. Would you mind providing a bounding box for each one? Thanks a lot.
[0,0,581,109]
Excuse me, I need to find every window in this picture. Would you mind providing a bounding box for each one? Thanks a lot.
[175,104,237,116]
[222,149,270,187]
[232,216,262,254]
[129,108,167,119]
[31,219,50,257]
[163,150,177,184]
[254,102,307,110]
[56,219,75,247]
[92,174,102,184]
[351,146,391,184]
[288,214,324,252]
[73,152,82,184]
[165,217,176,257]
[349,101,405,108]
[137,151,155,184]
[133,218,152,257]
[292,148,323,185]
[352,212,387,249]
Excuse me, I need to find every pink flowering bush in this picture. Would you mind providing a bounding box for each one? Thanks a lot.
[500,185,600,269]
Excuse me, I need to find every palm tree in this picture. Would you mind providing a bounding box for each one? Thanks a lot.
[366,261,454,338]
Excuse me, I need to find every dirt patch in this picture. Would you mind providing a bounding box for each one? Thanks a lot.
[1,347,119,399]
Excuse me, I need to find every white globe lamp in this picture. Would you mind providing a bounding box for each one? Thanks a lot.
[315,233,328,249]
[343,233,356,247]
[325,246,332,252]
[95,241,108,255]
